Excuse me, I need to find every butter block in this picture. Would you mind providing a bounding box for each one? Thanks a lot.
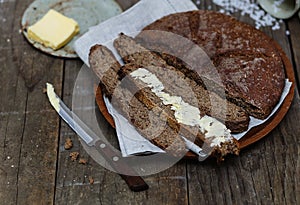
[27,9,80,50]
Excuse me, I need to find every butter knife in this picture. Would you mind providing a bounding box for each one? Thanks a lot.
[46,83,149,192]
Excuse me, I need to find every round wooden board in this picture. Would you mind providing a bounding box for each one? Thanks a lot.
[94,40,295,159]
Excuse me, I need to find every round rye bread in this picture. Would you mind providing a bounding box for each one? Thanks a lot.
[135,10,286,120]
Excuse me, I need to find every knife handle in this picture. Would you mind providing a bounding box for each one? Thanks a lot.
[119,174,149,192]
[94,140,149,192]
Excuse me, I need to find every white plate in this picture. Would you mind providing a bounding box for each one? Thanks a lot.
[21,0,122,58]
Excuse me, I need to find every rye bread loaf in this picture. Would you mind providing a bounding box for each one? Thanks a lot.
[89,44,187,156]
[135,10,286,119]
[89,44,240,160]
[114,33,249,133]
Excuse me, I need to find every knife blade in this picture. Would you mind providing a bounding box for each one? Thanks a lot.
[46,83,149,192]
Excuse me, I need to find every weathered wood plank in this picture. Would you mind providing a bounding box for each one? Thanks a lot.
[188,96,299,205]
[1,0,299,204]
[188,1,299,205]
[287,16,300,93]
[54,59,106,204]
[0,0,63,204]
[15,58,63,205]
[0,40,28,205]
[0,1,27,203]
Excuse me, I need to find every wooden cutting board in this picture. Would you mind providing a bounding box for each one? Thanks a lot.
[94,40,295,159]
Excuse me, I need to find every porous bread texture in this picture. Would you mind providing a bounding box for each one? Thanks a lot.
[114,33,249,133]
[89,39,240,160]
[89,44,187,156]
[118,63,240,161]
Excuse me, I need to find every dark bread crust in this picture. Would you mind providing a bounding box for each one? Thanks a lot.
[114,33,249,133]
[136,10,285,119]
[89,44,121,99]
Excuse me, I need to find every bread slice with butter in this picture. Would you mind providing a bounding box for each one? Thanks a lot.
[89,43,240,161]
[113,34,250,133]
[89,44,187,156]
[27,9,79,50]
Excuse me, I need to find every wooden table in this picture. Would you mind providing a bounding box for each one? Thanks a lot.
[1,0,299,204]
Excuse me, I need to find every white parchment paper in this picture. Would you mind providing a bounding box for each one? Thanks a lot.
[74,0,292,157]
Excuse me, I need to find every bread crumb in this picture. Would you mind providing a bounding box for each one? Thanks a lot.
[64,138,73,150]
[42,87,47,94]
[88,176,94,184]
[69,152,79,161]
[79,158,87,165]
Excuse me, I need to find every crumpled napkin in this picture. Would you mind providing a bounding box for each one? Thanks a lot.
[74,0,292,157]
[74,0,197,66]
